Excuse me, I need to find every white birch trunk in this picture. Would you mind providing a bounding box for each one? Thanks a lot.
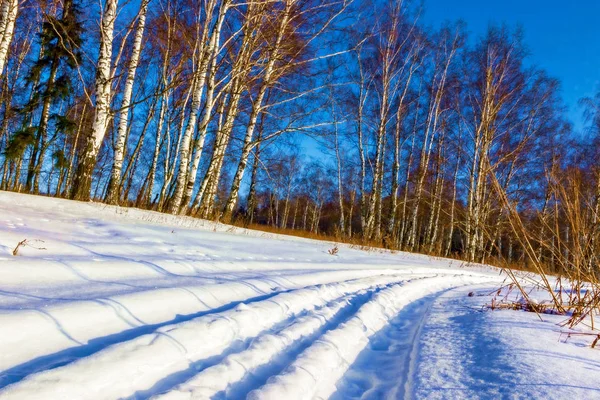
[0,0,18,76]
[146,85,168,206]
[407,40,457,250]
[357,81,367,232]
[335,115,345,233]
[365,80,389,239]
[106,0,149,204]
[387,64,416,236]
[71,0,118,200]
[196,3,261,218]
[198,85,243,217]
[221,0,294,220]
[192,91,229,212]
[364,4,403,239]
[169,0,225,214]
[179,4,229,213]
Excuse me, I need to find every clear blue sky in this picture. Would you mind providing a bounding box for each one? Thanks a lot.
[422,0,600,133]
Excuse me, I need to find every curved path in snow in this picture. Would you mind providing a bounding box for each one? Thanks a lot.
[1,192,598,399]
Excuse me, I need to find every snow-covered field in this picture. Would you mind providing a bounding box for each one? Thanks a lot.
[0,191,598,399]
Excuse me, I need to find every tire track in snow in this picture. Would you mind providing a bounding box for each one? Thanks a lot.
[330,292,438,399]
[0,289,284,390]
[148,288,383,400]
[0,274,423,400]
[401,292,436,400]
[247,274,495,400]
[0,270,414,388]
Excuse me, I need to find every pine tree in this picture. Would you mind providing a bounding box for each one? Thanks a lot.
[22,0,83,193]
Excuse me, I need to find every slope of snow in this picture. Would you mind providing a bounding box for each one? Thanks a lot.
[0,191,598,399]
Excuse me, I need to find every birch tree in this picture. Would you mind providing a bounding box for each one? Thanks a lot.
[106,0,150,204]
[0,0,18,76]
[406,25,461,251]
[71,0,118,200]
[363,0,419,240]
[195,0,266,218]
[221,0,296,221]
[169,0,229,214]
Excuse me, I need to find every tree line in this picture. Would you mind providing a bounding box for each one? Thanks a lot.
[1,0,600,275]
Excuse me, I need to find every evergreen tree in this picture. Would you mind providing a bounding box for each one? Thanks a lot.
[21,0,83,193]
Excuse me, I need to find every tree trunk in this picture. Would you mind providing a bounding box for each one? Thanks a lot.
[106,0,149,204]
[71,0,118,201]
[445,151,460,257]
[169,0,228,214]
[0,0,18,76]
[222,1,291,221]
[64,103,87,196]
[246,133,261,224]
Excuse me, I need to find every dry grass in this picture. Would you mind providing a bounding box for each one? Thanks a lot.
[483,157,600,337]
[231,221,389,250]
[12,239,27,256]
[12,239,46,256]
[485,283,563,315]
[327,245,339,256]
[559,332,600,349]
[488,299,560,315]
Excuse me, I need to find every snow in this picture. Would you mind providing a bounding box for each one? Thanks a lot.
[411,286,600,399]
[246,276,489,400]
[0,191,598,399]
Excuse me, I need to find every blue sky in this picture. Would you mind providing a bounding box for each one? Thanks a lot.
[421,0,600,134]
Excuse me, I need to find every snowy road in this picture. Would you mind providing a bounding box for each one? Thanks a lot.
[0,192,599,399]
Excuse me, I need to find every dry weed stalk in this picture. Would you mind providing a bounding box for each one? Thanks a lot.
[560,332,600,349]
[12,240,27,256]
[12,239,46,256]
[328,245,339,256]
[486,157,600,334]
